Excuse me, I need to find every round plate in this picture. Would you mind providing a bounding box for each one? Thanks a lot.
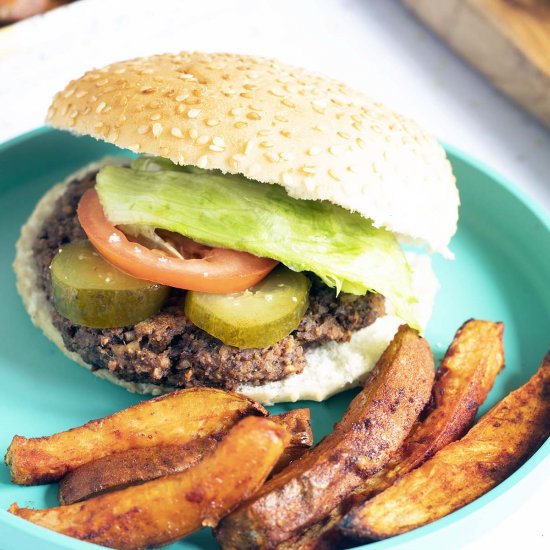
[0,128,549,550]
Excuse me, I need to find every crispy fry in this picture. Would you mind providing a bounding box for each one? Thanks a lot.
[281,319,505,549]
[270,409,313,475]
[339,352,550,542]
[10,417,289,549]
[57,408,312,505]
[58,437,219,505]
[215,325,435,549]
[5,387,266,485]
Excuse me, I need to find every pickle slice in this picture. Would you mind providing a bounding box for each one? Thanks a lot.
[51,240,169,328]
[184,266,310,349]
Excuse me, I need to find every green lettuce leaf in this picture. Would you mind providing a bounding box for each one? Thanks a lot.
[96,164,418,326]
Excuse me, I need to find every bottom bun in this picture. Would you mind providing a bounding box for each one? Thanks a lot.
[14,158,438,405]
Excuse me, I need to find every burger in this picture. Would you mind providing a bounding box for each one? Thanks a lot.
[14,52,458,405]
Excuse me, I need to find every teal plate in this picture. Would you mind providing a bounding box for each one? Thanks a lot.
[0,128,549,550]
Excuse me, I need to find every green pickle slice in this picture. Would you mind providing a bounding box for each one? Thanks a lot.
[51,240,169,328]
[185,266,311,349]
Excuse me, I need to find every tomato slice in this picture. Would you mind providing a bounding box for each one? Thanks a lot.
[77,189,278,293]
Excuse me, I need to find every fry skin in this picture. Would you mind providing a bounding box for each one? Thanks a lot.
[58,408,312,505]
[10,416,290,549]
[339,352,550,541]
[215,325,435,549]
[282,319,505,549]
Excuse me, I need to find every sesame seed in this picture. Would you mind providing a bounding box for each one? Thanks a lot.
[209,145,224,152]
[69,110,78,119]
[247,112,261,121]
[197,155,208,168]
[176,104,186,114]
[187,108,201,119]
[301,165,317,174]
[329,145,341,156]
[269,88,285,97]
[184,97,200,105]
[328,168,341,181]
[281,99,295,108]
[234,121,247,129]
[260,141,274,148]
[206,119,220,127]
[152,123,163,137]
[75,90,88,98]
[264,151,279,163]
[337,131,351,140]
[274,115,288,123]
[150,113,161,121]
[352,122,363,131]
[138,125,149,135]
[107,128,119,141]
[232,153,246,162]
[240,92,253,99]
[312,125,326,132]
[175,93,189,102]
[356,137,366,149]
[244,140,255,155]
[96,78,109,87]
[307,147,322,156]
[189,128,199,140]
[249,104,263,112]
[178,73,195,79]
[140,85,155,93]
[258,129,273,136]
[230,108,243,116]
[372,161,378,174]
[171,127,184,138]
[347,165,357,173]
[96,101,106,114]
[114,67,126,74]
[197,135,210,145]
[213,136,225,147]
[63,88,75,98]
[280,130,291,138]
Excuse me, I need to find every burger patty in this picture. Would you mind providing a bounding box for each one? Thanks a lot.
[32,169,386,390]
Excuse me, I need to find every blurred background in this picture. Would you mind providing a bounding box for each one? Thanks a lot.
[0,0,548,547]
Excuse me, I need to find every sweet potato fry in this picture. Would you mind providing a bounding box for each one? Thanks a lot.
[10,416,289,549]
[280,319,505,549]
[57,408,312,505]
[215,325,435,549]
[5,387,266,485]
[339,352,550,542]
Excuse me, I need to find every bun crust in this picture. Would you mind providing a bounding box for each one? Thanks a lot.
[47,52,458,254]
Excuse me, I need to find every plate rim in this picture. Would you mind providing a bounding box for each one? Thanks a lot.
[0,126,549,550]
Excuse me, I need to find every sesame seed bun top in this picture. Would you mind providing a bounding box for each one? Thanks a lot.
[47,51,459,255]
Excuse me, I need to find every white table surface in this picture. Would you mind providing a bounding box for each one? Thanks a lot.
[0,0,548,548]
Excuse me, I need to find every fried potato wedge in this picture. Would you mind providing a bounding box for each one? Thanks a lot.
[58,437,219,505]
[270,409,313,475]
[10,416,289,549]
[281,319,505,549]
[339,352,550,541]
[215,325,435,549]
[5,387,266,485]
[58,408,312,505]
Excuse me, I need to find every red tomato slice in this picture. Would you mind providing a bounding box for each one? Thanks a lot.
[77,189,278,293]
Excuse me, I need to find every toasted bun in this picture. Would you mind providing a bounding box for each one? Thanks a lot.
[47,52,458,255]
[14,161,437,404]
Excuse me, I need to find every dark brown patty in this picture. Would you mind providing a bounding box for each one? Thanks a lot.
[32,170,385,391]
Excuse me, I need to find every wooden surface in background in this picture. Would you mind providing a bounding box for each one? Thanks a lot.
[403,0,550,128]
